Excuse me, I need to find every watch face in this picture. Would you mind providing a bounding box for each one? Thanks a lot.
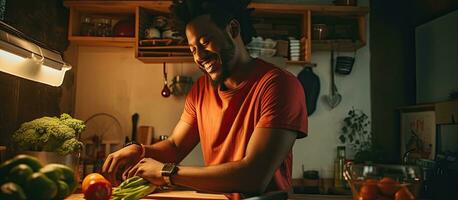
[162,163,176,176]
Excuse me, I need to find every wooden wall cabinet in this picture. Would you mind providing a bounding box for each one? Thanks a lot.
[64,1,368,65]
[66,3,137,47]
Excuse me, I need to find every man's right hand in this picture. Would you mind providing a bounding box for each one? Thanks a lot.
[102,144,143,185]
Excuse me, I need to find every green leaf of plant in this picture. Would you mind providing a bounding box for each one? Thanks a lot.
[339,135,346,143]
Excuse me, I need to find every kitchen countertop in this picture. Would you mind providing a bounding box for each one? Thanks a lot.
[66,191,353,200]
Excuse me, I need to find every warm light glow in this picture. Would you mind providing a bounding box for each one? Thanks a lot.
[0,49,70,86]
[38,63,69,87]
[0,48,25,62]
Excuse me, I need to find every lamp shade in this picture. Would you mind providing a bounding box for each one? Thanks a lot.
[0,21,71,87]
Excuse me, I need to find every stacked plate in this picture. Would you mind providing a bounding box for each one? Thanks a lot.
[289,38,301,61]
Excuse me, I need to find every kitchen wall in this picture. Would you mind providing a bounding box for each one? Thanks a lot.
[72,0,371,178]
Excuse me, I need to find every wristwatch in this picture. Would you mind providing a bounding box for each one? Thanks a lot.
[161,163,178,186]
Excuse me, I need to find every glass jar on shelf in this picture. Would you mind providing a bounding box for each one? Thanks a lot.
[95,18,112,37]
[312,24,328,40]
[334,146,346,189]
[80,16,95,36]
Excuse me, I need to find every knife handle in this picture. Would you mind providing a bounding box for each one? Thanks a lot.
[131,113,139,142]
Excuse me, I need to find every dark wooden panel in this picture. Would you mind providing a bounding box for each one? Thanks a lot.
[0,72,19,147]
[17,79,61,127]
[4,0,69,52]
[370,0,415,163]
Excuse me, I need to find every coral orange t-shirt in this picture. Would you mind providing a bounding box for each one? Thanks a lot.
[180,59,308,192]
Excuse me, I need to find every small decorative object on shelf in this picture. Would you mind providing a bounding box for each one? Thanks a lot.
[113,19,134,37]
[94,17,112,37]
[312,24,328,40]
[145,27,161,39]
[80,16,95,36]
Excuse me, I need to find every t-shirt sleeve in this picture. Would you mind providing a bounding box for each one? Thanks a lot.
[180,80,199,127]
[256,72,308,138]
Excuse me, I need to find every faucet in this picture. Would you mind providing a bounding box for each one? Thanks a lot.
[402,149,416,164]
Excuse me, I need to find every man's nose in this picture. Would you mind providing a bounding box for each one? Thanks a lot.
[194,46,208,61]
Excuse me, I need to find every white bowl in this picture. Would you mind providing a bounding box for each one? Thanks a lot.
[247,47,276,57]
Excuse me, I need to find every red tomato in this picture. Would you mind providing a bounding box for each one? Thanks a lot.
[84,180,112,200]
[82,173,106,193]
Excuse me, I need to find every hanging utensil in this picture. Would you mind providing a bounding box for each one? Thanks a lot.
[161,62,171,97]
[325,49,342,109]
[131,113,139,142]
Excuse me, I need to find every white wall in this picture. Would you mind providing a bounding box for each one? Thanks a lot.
[74,0,371,178]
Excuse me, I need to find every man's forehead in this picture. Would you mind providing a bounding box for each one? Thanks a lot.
[186,15,218,39]
[187,15,213,30]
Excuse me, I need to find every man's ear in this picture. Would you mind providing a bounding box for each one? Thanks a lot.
[227,19,240,39]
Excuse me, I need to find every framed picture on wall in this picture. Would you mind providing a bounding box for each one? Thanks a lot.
[400,106,436,161]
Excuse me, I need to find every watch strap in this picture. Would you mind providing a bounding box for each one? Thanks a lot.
[161,163,178,186]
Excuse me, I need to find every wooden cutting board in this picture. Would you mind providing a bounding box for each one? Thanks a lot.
[66,191,228,200]
[145,190,228,199]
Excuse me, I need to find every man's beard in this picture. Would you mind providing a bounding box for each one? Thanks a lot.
[199,34,235,88]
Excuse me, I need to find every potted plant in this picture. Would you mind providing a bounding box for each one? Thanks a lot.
[338,108,380,163]
[11,113,85,178]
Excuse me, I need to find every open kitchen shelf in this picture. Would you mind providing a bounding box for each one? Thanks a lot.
[135,7,193,63]
[64,1,368,64]
[312,40,365,51]
[65,2,137,47]
[68,36,136,47]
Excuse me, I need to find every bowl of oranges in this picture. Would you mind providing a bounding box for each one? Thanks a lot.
[344,163,422,200]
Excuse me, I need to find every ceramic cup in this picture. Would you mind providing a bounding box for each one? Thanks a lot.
[145,27,161,39]
[161,29,175,39]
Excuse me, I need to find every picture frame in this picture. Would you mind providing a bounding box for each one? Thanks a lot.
[400,105,436,161]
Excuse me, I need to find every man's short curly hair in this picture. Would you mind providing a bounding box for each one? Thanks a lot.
[169,0,256,45]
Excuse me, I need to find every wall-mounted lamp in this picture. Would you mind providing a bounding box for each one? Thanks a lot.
[0,21,71,87]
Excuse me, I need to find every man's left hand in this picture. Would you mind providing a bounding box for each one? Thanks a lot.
[125,158,166,186]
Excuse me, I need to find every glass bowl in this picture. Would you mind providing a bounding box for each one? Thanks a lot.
[344,163,422,200]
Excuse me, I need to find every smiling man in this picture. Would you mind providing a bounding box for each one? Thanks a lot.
[102,0,308,198]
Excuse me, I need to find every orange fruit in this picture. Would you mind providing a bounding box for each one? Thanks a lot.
[377,177,400,197]
[395,187,415,200]
[359,183,380,200]
[82,173,108,193]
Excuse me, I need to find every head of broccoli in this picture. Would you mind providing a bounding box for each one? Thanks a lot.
[12,114,85,155]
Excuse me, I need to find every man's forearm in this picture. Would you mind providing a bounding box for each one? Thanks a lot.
[172,159,272,194]
[143,139,179,163]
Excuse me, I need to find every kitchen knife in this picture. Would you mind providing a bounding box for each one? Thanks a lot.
[131,113,139,142]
